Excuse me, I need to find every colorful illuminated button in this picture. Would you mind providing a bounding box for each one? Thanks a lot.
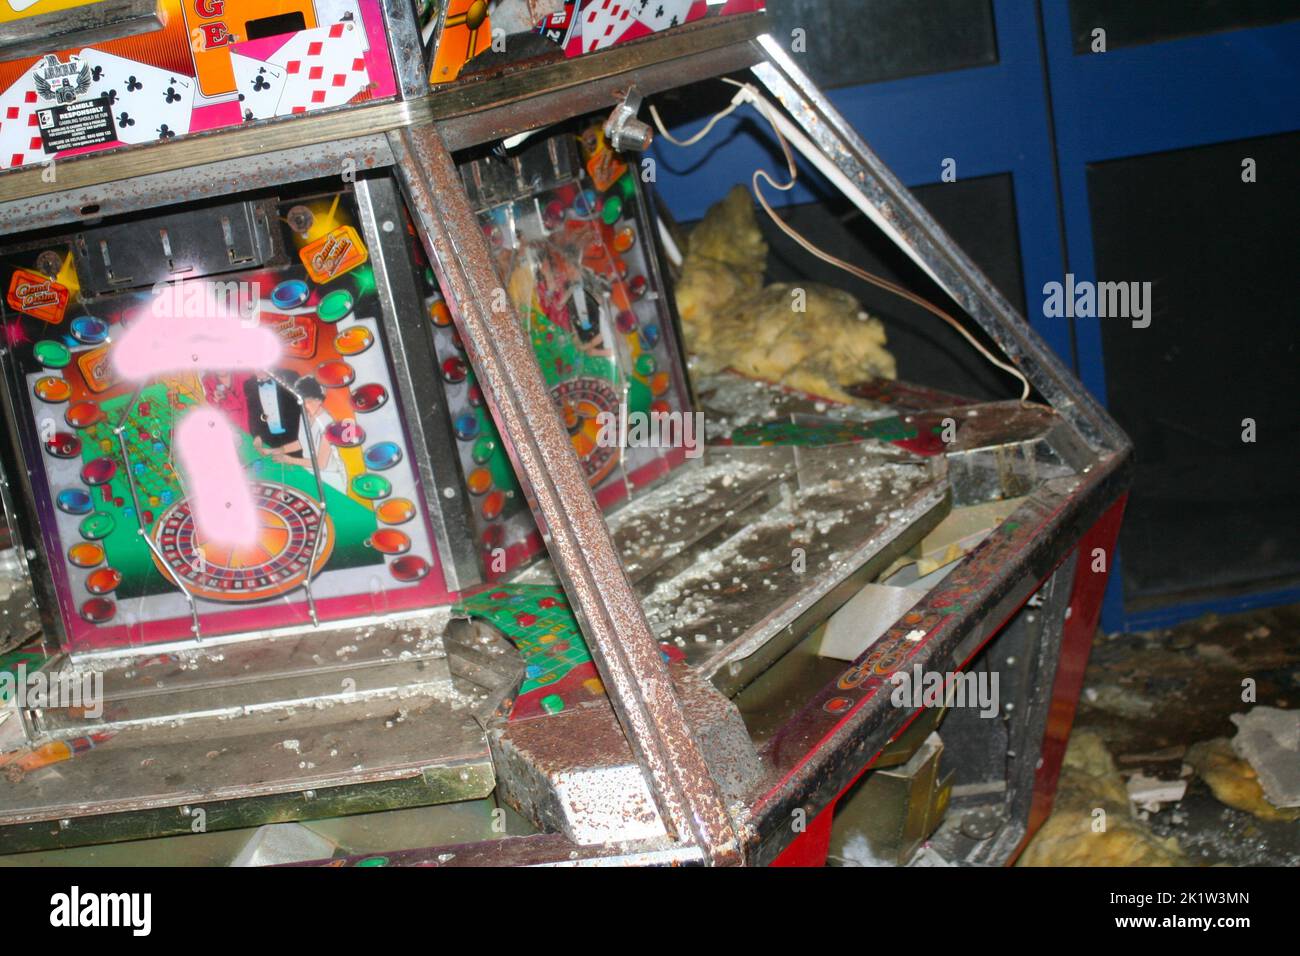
[453,413,479,441]
[615,310,638,334]
[541,694,565,714]
[57,489,94,516]
[34,340,71,368]
[640,323,661,348]
[634,354,657,377]
[86,567,122,595]
[376,498,416,525]
[628,275,648,299]
[364,441,402,470]
[368,529,410,555]
[389,555,429,582]
[351,382,387,412]
[317,289,354,324]
[271,279,310,310]
[481,524,503,552]
[67,542,104,567]
[70,316,109,345]
[467,467,492,495]
[79,512,115,540]
[335,326,373,356]
[441,356,467,384]
[600,194,623,225]
[45,432,80,458]
[613,226,636,253]
[541,200,564,231]
[429,298,452,327]
[650,372,670,397]
[80,597,115,624]
[80,458,117,486]
[34,376,71,403]
[471,437,496,464]
[65,401,105,429]
[481,489,506,521]
[351,474,391,500]
[467,384,484,407]
[325,420,365,447]
[316,360,355,388]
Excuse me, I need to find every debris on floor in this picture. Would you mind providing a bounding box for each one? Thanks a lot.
[1021,605,1300,866]
[1185,738,1299,824]
[1126,772,1189,814]
[1229,705,1300,809]
[1017,731,1186,866]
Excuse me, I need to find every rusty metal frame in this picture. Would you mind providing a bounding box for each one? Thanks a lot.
[387,124,741,866]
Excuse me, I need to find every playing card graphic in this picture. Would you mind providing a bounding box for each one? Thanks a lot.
[315,0,370,52]
[0,76,45,170]
[231,54,287,122]
[631,0,697,30]
[572,0,636,55]
[79,49,194,145]
[566,0,703,55]
[268,22,371,114]
[538,0,579,46]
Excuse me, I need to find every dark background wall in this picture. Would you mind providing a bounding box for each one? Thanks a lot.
[650,0,1300,631]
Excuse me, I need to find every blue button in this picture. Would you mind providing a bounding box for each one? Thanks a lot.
[363,441,402,471]
[454,413,479,441]
[56,489,93,515]
[271,279,310,310]
[71,316,109,345]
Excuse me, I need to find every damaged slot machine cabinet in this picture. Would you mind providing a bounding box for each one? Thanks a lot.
[0,4,1129,866]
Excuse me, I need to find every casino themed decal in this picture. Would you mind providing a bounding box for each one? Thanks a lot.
[0,190,451,651]
[528,1,764,60]
[0,0,397,171]
[454,583,684,721]
[419,124,693,578]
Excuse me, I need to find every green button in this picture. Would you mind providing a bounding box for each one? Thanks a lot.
[600,195,623,225]
[34,340,71,369]
[79,512,116,540]
[541,694,565,714]
[317,289,354,324]
[471,437,496,465]
[634,354,657,377]
[351,474,392,500]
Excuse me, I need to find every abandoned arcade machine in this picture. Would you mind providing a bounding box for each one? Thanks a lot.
[0,1,1130,866]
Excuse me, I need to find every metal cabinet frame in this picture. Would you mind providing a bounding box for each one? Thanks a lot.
[0,7,1130,866]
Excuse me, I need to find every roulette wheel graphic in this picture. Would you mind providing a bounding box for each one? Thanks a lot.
[551,377,620,488]
[152,483,334,603]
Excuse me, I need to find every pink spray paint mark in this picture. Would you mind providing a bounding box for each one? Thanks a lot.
[174,409,260,548]
[112,301,282,380]
[113,281,284,548]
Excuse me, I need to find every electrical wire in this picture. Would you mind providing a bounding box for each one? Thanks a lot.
[650,80,1032,402]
